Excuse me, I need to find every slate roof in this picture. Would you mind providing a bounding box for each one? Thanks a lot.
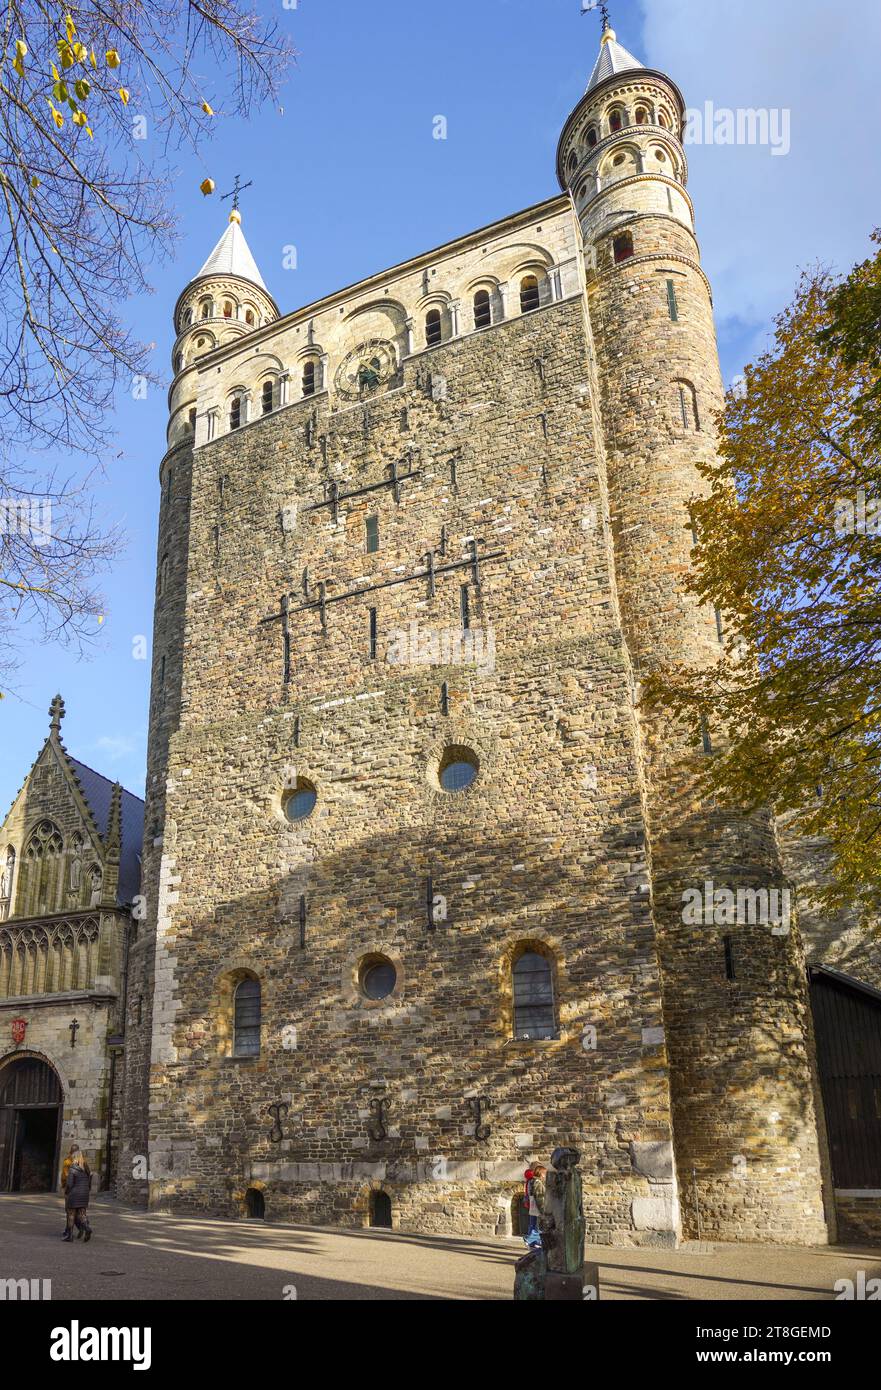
[68,759,144,908]
[586,29,645,93]
[194,216,267,290]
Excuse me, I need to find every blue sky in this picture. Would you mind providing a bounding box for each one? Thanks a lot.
[2,0,879,811]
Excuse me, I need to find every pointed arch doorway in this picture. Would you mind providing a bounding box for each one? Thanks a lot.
[0,1055,63,1192]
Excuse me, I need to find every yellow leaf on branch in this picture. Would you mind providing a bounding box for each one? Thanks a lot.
[119,87,130,105]
[201,100,214,115]
[105,49,120,69]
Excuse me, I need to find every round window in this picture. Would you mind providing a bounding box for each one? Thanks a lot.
[438,747,479,793]
[283,778,317,822]
[361,957,396,1000]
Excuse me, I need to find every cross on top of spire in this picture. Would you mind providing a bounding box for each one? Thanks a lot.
[582,0,612,30]
[221,174,253,214]
[49,693,65,735]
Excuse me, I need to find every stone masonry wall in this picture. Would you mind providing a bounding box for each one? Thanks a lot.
[574,69,828,1243]
[132,295,684,1243]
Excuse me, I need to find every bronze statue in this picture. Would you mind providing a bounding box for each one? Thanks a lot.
[514,1147,589,1301]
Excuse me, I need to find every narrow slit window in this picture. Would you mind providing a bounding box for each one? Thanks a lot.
[715,608,724,644]
[460,584,470,631]
[229,397,241,431]
[723,935,735,981]
[700,713,713,755]
[262,380,273,415]
[366,515,379,554]
[369,607,378,660]
[666,279,679,321]
[302,361,316,397]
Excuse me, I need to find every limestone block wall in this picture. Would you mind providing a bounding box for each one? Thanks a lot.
[117,439,194,1204]
[130,294,685,1243]
[0,1006,114,1185]
[559,62,829,1243]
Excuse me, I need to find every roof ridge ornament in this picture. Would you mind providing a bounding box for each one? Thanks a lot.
[49,693,65,736]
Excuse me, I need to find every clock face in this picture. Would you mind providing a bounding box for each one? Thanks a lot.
[335,339,398,400]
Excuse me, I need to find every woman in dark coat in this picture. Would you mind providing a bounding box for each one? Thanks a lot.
[62,1150,92,1242]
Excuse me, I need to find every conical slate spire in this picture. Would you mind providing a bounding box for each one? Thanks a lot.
[586,26,644,92]
[193,210,267,291]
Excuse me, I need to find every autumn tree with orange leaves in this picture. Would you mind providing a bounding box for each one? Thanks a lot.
[645,231,881,923]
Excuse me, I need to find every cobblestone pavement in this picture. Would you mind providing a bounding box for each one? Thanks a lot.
[1,1195,879,1301]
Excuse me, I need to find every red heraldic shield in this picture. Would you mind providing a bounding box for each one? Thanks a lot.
[11,1018,26,1044]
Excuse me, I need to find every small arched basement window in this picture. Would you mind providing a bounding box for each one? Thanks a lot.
[425,308,442,347]
[370,1190,392,1228]
[473,289,492,330]
[234,977,261,1057]
[513,950,556,1041]
[520,276,541,314]
[245,1187,266,1219]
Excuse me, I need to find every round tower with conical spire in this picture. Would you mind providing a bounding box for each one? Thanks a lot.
[117,209,277,1202]
[168,209,279,449]
[559,21,831,1243]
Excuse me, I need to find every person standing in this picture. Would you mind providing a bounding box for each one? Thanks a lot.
[62,1150,92,1243]
[526,1163,547,1247]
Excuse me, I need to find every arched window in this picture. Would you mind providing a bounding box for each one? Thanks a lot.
[234,978,261,1057]
[245,309,255,326]
[229,397,241,431]
[520,275,541,314]
[262,380,274,415]
[21,821,64,916]
[200,299,212,320]
[473,289,491,330]
[0,847,14,921]
[567,150,578,175]
[613,231,634,264]
[609,109,624,133]
[513,950,556,1041]
[425,308,442,347]
[182,308,193,327]
[658,109,670,129]
[587,126,598,148]
[223,301,233,319]
[675,380,700,431]
[302,360,316,397]
[635,107,649,125]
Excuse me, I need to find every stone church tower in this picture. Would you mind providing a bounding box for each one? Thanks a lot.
[119,23,838,1244]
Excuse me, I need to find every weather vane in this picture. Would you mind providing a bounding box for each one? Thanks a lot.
[221,174,253,213]
[582,0,612,28]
